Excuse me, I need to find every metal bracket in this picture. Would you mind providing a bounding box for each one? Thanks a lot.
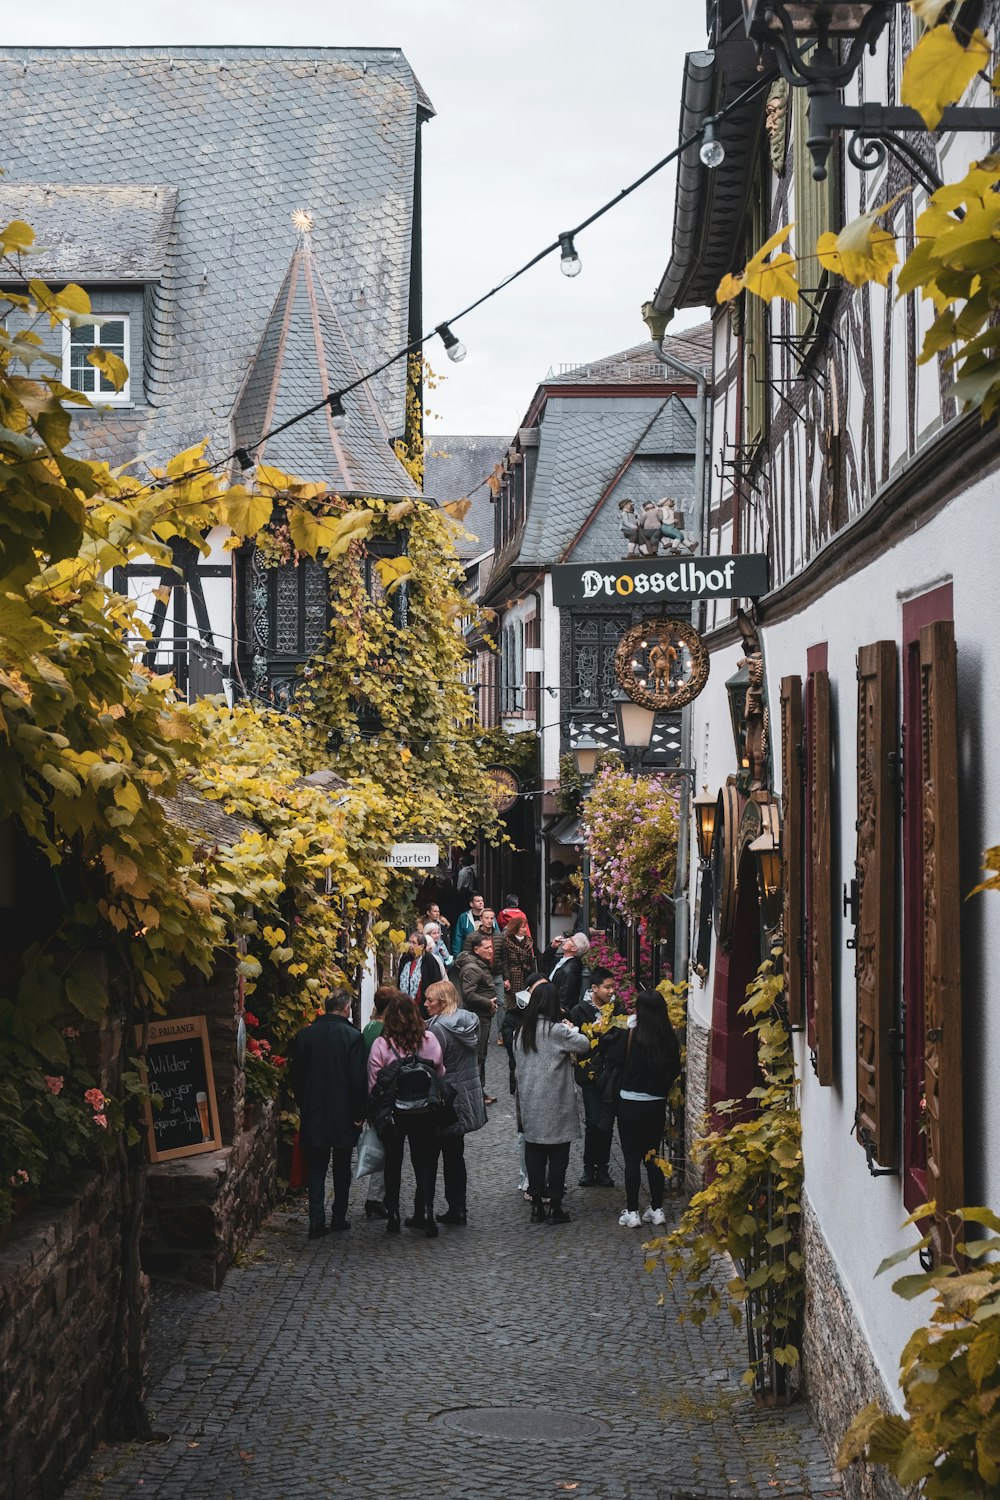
[843,876,859,951]
[853,1109,899,1178]
[809,95,1000,188]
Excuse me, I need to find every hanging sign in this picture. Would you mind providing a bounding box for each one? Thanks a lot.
[136,1015,222,1163]
[551,554,768,607]
[485,766,520,812]
[386,842,439,868]
[615,619,710,711]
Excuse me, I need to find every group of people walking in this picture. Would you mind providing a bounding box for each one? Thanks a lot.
[290,888,681,1240]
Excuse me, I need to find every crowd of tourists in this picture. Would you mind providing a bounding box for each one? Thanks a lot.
[290,883,681,1240]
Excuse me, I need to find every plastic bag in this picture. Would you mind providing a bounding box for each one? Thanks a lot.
[353,1123,385,1180]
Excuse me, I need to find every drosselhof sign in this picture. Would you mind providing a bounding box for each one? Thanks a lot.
[550,555,768,607]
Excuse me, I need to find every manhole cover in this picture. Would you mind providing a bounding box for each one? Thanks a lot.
[437,1405,610,1441]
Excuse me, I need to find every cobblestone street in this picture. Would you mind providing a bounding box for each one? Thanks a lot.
[68,1047,839,1500]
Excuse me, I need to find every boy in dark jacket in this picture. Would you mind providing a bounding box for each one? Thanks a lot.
[571,967,619,1188]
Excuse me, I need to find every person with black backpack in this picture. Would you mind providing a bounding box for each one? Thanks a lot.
[366,993,446,1238]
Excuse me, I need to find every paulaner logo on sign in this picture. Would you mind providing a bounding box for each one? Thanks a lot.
[550,555,768,607]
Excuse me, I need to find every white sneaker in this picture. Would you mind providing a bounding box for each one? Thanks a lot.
[642,1207,666,1227]
[517,1173,528,1191]
[618,1209,641,1229]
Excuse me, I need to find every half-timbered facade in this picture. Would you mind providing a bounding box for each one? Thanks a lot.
[655,2,1000,1483]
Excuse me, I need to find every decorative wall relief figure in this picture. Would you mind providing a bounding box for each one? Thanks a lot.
[657,498,699,557]
[619,496,643,557]
[736,609,768,790]
[765,78,789,175]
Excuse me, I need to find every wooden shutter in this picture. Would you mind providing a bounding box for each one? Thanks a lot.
[809,670,834,1085]
[920,621,963,1223]
[855,641,898,1167]
[780,675,804,1027]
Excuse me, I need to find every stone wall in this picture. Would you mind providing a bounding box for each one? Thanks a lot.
[684,1014,710,1192]
[0,1171,140,1500]
[802,1192,908,1500]
[142,1101,279,1288]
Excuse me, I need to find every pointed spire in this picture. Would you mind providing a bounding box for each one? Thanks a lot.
[230,225,419,499]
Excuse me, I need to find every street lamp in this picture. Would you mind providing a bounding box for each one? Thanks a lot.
[750,803,783,934]
[572,732,601,780]
[693,787,719,865]
[741,0,1000,188]
[612,688,657,770]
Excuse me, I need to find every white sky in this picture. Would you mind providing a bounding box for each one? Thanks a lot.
[4,0,713,437]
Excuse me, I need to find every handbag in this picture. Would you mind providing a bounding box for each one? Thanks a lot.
[353,1123,386,1179]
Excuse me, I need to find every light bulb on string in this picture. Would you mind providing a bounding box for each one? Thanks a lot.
[558,232,582,277]
[699,118,725,170]
[328,394,350,432]
[436,322,467,363]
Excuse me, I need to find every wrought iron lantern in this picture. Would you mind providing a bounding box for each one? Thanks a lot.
[725,662,752,773]
[741,0,1000,188]
[693,787,719,865]
[572,732,601,780]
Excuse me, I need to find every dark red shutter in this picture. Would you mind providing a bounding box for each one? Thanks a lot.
[855,641,898,1167]
[780,675,804,1028]
[920,621,963,1227]
[809,669,834,1085]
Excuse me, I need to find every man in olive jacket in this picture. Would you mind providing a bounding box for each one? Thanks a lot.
[455,934,498,1096]
[291,989,367,1239]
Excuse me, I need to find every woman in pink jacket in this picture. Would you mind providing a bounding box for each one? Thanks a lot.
[368,994,445,1237]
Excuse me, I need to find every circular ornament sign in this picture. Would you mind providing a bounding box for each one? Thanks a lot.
[485,766,520,813]
[614,619,710,711]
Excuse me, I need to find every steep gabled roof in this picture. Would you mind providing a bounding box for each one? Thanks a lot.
[231,232,418,497]
[423,434,508,558]
[0,46,427,463]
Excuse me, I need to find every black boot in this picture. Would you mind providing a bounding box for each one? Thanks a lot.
[365,1199,388,1220]
[386,1212,401,1235]
[578,1165,597,1187]
[530,1197,548,1223]
[436,1209,467,1225]
[425,1216,439,1238]
[595,1166,615,1188]
[548,1204,571,1224]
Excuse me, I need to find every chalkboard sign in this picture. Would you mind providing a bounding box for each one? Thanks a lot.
[136,1015,222,1163]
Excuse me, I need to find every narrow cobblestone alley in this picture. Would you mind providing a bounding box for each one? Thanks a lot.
[67,1048,840,1500]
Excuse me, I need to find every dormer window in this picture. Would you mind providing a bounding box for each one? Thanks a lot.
[64,316,130,402]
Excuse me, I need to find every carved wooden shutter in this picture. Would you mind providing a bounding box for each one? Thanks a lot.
[780,675,804,1028]
[920,620,963,1222]
[855,642,898,1167]
[808,670,834,1085]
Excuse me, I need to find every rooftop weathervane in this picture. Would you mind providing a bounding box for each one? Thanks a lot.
[291,209,314,237]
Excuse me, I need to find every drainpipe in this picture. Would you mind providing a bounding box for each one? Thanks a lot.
[648,334,709,990]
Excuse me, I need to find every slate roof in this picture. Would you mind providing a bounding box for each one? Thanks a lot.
[546,328,712,382]
[516,396,698,567]
[154,783,258,849]
[0,183,178,283]
[422,434,508,558]
[0,46,428,468]
[231,232,419,497]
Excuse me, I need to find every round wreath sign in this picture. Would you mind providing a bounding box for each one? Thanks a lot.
[614,619,710,711]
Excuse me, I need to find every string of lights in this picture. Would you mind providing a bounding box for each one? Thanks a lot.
[121,68,774,500]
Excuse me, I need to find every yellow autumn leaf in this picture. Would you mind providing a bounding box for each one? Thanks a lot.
[910,0,951,20]
[902,24,990,130]
[54,283,92,316]
[313,508,375,558]
[0,218,34,254]
[718,223,799,305]
[255,463,294,493]
[716,271,745,304]
[288,508,319,555]
[217,487,273,536]
[386,499,415,524]
[101,844,139,888]
[87,347,129,392]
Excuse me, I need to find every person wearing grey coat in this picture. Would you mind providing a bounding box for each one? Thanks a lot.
[513,981,590,1224]
[425,981,487,1225]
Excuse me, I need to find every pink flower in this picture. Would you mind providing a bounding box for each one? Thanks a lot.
[44,1075,64,1095]
[61,1026,80,1040]
[8,1169,29,1185]
[93,1113,108,1130]
[84,1087,105,1109]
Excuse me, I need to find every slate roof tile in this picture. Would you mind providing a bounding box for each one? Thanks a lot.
[0,46,425,472]
[0,183,178,282]
[422,434,508,558]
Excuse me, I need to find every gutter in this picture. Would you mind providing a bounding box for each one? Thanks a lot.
[648,50,717,324]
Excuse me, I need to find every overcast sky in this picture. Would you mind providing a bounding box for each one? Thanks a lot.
[4,0,713,437]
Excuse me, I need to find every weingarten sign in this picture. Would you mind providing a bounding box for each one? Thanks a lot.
[550,555,768,607]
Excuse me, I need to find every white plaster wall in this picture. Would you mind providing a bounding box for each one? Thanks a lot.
[754,474,1000,1400]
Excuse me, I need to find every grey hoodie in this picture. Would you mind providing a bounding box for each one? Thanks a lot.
[428,1008,487,1137]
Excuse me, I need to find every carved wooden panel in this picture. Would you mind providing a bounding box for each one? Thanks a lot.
[780,675,804,1028]
[855,641,898,1167]
[809,669,834,1085]
[920,620,963,1223]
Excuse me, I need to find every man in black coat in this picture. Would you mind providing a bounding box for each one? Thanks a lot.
[291,989,367,1239]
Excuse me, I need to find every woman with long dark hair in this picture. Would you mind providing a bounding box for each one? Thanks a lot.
[603,988,681,1230]
[513,980,590,1223]
[367,994,445,1237]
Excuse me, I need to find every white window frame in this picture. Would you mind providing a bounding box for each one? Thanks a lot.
[62,314,131,404]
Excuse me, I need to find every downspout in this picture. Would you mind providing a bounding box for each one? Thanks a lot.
[648,333,709,991]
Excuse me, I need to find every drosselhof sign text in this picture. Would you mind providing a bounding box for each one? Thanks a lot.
[550,554,768,607]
